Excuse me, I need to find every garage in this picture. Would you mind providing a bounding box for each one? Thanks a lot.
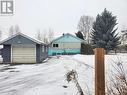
[0,32,48,63]
[12,45,36,63]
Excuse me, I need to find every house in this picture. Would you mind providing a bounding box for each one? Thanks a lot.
[0,32,48,63]
[48,33,85,55]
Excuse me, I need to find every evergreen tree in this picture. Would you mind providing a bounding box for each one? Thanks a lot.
[75,31,84,40]
[91,8,120,53]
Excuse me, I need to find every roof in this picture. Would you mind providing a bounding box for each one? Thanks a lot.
[0,32,46,45]
[51,33,85,43]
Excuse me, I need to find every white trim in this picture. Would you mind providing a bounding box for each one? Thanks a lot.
[0,32,46,45]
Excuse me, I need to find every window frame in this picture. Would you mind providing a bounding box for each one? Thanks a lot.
[53,44,58,48]
[42,45,45,52]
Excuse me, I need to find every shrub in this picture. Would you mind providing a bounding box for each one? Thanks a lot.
[81,44,94,55]
[106,60,127,95]
[117,45,127,52]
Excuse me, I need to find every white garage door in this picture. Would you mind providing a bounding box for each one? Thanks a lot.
[12,45,36,63]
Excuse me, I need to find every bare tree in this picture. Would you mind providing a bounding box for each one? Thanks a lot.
[8,25,21,37]
[9,26,14,36]
[77,15,94,44]
[0,30,2,41]
[42,29,48,44]
[48,28,54,42]
[36,29,43,41]
[36,29,48,43]
[35,28,54,44]
[15,25,21,33]
[121,30,127,45]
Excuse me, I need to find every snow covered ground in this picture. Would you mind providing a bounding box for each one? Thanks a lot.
[0,54,127,95]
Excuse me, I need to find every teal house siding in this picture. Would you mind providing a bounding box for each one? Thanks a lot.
[48,33,85,55]
[48,48,81,55]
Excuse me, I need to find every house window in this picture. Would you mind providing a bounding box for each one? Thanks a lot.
[42,46,44,52]
[53,44,58,47]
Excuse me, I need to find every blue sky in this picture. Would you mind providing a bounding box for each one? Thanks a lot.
[0,0,127,38]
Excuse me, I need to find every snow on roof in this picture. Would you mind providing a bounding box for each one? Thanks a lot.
[0,32,46,45]
[51,33,85,43]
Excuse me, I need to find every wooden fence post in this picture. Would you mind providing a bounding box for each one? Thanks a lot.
[94,48,105,95]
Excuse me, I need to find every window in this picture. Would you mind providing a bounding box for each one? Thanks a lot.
[53,44,58,47]
[42,46,44,52]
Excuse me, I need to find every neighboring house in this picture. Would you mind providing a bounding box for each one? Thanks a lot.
[0,32,48,63]
[121,30,127,45]
[48,33,85,55]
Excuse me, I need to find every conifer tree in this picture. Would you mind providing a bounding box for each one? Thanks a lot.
[91,9,120,53]
[75,31,84,40]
